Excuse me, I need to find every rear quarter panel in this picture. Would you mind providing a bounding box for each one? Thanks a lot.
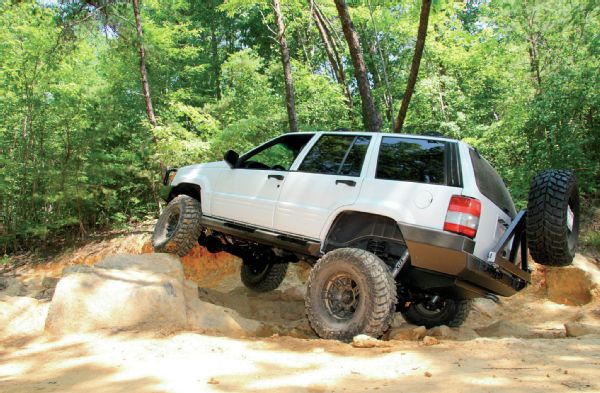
[320,134,461,240]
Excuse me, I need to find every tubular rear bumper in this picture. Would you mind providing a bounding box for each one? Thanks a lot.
[398,224,530,298]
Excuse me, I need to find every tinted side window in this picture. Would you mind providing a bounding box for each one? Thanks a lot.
[376,137,446,184]
[246,144,295,169]
[239,133,314,170]
[299,135,371,176]
[469,149,517,218]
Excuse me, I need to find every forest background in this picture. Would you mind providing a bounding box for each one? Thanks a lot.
[0,0,598,255]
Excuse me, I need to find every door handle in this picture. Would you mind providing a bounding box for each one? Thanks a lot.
[268,174,285,181]
[336,179,356,187]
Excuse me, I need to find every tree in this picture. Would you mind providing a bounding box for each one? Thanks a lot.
[132,0,157,128]
[272,0,299,132]
[1,0,598,254]
[334,0,382,132]
[393,0,432,133]
[308,0,353,121]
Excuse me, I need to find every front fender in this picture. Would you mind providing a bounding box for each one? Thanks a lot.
[169,161,228,215]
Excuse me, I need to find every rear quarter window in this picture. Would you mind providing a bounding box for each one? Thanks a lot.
[469,149,517,218]
[376,137,446,184]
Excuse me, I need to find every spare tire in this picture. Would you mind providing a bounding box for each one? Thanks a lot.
[152,195,203,257]
[526,170,579,266]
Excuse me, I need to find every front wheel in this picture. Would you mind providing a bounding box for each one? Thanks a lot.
[305,248,397,341]
[152,195,202,257]
[401,297,471,328]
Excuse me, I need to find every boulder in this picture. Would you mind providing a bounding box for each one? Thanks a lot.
[389,325,427,341]
[184,279,263,338]
[427,325,480,341]
[545,265,594,306]
[390,313,409,329]
[422,336,439,346]
[0,295,49,337]
[0,277,26,297]
[475,320,535,338]
[45,253,187,334]
[96,253,184,281]
[428,325,454,338]
[472,298,500,318]
[352,334,389,348]
[565,322,600,337]
[42,276,60,290]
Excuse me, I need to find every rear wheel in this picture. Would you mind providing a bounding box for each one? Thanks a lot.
[306,248,397,341]
[527,169,579,266]
[401,297,471,328]
[152,195,202,257]
[241,260,289,293]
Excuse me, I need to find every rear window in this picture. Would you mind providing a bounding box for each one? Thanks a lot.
[376,137,446,184]
[469,149,516,217]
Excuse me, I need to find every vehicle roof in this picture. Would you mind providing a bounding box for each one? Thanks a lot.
[294,131,459,144]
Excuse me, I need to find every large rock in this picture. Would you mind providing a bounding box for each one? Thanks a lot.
[352,334,389,348]
[0,277,26,296]
[0,295,49,337]
[544,255,598,306]
[389,325,427,341]
[45,253,187,334]
[565,322,600,337]
[184,280,264,338]
[475,320,535,338]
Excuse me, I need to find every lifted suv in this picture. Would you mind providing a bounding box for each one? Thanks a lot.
[153,132,580,341]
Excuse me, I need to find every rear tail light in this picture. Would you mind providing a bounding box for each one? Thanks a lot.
[444,195,481,238]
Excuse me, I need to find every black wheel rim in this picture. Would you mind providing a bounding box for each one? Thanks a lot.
[414,297,448,316]
[323,273,360,320]
[165,211,180,239]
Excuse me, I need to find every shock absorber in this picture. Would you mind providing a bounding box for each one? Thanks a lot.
[392,249,410,278]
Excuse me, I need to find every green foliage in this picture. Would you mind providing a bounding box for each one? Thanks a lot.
[0,0,598,254]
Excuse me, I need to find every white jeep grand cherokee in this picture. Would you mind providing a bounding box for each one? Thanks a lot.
[153,131,580,341]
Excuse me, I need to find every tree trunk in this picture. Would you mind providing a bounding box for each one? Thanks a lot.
[366,0,393,123]
[523,0,542,91]
[132,0,157,128]
[272,0,299,132]
[308,0,354,122]
[209,0,221,100]
[132,0,163,212]
[334,0,381,132]
[393,0,432,133]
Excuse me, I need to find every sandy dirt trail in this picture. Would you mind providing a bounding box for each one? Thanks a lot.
[1,332,599,393]
[1,233,600,392]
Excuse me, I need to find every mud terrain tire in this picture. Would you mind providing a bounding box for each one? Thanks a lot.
[241,261,289,293]
[527,170,579,266]
[306,248,397,341]
[152,195,202,257]
[401,298,471,328]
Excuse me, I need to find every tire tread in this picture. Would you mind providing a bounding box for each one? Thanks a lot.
[526,170,578,266]
[306,248,397,341]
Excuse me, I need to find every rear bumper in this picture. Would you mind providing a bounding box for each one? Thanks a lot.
[398,224,530,298]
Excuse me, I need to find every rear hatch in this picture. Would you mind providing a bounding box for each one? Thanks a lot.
[468,149,517,259]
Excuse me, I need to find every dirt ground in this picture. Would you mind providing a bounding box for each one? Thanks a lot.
[1,231,600,392]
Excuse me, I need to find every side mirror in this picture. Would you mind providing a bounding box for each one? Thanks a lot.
[224,150,239,168]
